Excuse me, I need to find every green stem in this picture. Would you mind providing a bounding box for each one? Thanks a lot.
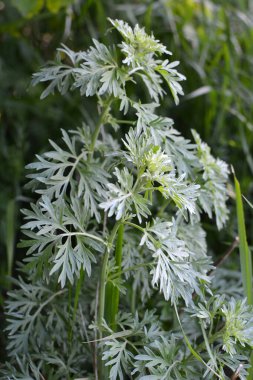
[105,224,124,331]
[89,96,113,160]
[115,119,135,125]
[97,221,121,378]
[124,221,145,233]
[131,284,136,314]
[200,320,217,369]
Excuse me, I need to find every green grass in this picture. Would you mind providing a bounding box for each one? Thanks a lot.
[234,170,253,380]
[234,170,253,305]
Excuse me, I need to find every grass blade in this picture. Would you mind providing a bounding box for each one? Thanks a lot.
[233,171,253,379]
[234,171,253,305]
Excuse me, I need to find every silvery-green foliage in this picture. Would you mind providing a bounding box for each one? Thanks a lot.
[133,103,173,140]
[2,18,252,380]
[101,311,164,380]
[192,130,229,230]
[183,295,253,379]
[164,128,199,177]
[133,335,194,380]
[108,18,185,105]
[5,278,58,355]
[110,306,252,380]
[213,268,243,298]
[132,103,198,176]
[20,195,104,287]
[121,230,152,302]
[26,126,110,222]
[102,341,132,380]
[5,279,68,354]
[203,350,250,380]
[100,167,151,222]
[0,355,41,380]
[221,298,253,355]
[32,18,185,111]
[3,277,90,379]
[177,220,207,258]
[187,294,227,329]
[139,218,209,305]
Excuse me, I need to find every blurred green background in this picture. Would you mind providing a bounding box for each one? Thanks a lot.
[1,0,253,360]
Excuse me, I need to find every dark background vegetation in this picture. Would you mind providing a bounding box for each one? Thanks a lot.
[1,0,253,362]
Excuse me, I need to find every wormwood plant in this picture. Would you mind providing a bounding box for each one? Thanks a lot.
[2,18,253,380]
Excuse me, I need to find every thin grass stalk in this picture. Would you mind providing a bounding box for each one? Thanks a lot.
[234,172,253,305]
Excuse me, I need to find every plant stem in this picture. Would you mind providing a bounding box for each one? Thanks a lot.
[98,240,115,335]
[124,221,145,233]
[89,96,113,160]
[97,220,121,378]
[105,224,124,331]
[115,119,135,125]
[131,284,136,314]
